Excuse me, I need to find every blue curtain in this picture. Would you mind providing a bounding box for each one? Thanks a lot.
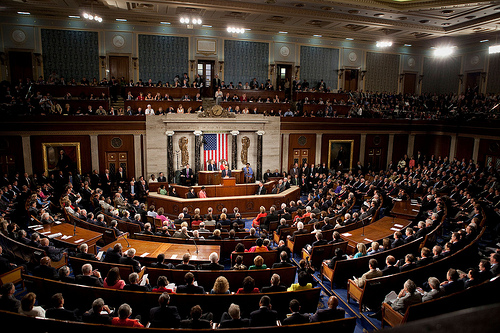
[224,40,269,86]
[300,46,339,90]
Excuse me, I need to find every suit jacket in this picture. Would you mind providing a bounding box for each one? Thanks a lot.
[282,312,310,325]
[176,284,206,294]
[33,264,58,280]
[0,295,20,313]
[119,256,141,272]
[271,262,294,269]
[207,164,217,171]
[123,283,151,292]
[75,252,97,261]
[261,285,287,293]
[249,307,278,327]
[75,274,103,287]
[391,292,422,313]
[309,307,345,322]
[149,305,181,328]
[175,263,197,270]
[46,307,80,321]
[222,169,232,177]
[200,262,224,270]
[157,176,167,182]
[255,186,267,195]
[382,265,400,276]
[219,318,250,328]
[355,268,383,287]
[180,318,211,329]
[422,287,444,302]
[180,168,194,179]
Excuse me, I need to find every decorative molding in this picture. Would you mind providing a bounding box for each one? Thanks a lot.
[193,130,203,136]
[230,130,240,136]
[165,130,175,136]
[256,130,266,136]
[197,38,217,55]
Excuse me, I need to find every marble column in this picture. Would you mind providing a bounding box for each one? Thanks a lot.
[315,133,322,165]
[21,135,33,174]
[230,130,239,170]
[90,134,99,172]
[133,134,142,179]
[387,134,394,168]
[194,131,203,180]
[407,134,415,158]
[282,133,290,172]
[449,134,457,160]
[359,134,366,166]
[472,138,480,163]
[256,131,265,182]
[166,131,175,183]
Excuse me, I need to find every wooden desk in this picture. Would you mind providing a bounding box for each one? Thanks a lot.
[302,104,351,116]
[221,177,236,186]
[221,89,285,100]
[124,87,199,99]
[339,216,410,254]
[99,236,220,263]
[391,200,421,220]
[220,102,290,113]
[198,171,222,185]
[38,222,102,254]
[148,185,300,218]
[124,100,202,113]
[293,91,349,102]
[36,85,110,98]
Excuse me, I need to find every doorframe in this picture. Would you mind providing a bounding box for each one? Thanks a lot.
[106,53,132,82]
[6,48,35,83]
[275,62,294,93]
[341,66,361,92]
[402,71,418,95]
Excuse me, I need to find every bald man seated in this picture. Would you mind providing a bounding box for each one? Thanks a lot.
[309,296,345,322]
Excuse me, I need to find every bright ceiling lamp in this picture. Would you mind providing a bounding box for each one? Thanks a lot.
[489,45,500,54]
[227,27,246,34]
[376,41,392,48]
[433,46,455,57]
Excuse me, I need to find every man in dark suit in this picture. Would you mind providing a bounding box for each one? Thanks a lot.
[75,243,97,261]
[288,222,307,241]
[275,218,290,235]
[249,296,278,327]
[40,238,67,263]
[381,255,400,276]
[149,293,181,328]
[221,168,232,178]
[101,169,113,195]
[115,167,127,189]
[33,256,58,280]
[175,253,197,270]
[45,293,80,321]
[219,303,250,328]
[0,282,20,313]
[119,248,141,272]
[309,296,345,322]
[123,272,151,291]
[207,160,217,171]
[255,182,267,195]
[261,273,288,293]
[102,243,122,263]
[176,272,206,294]
[282,299,310,325]
[180,164,194,185]
[157,172,167,183]
[199,252,224,270]
[391,231,405,248]
[271,251,294,268]
[75,263,103,287]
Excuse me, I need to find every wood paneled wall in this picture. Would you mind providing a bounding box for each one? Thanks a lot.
[0,136,24,174]
[321,134,360,170]
[364,134,389,171]
[392,134,408,164]
[414,134,451,159]
[456,137,474,161]
[288,134,316,170]
[97,135,136,178]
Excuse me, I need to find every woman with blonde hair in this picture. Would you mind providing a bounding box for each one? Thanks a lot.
[249,255,267,270]
[252,206,267,228]
[352,243,367,259]
[211,276,230,294]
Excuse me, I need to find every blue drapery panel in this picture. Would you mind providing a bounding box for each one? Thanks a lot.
[487,53,500,94]
[299,46,339,90]
[422,56,461,94]
[138,35,189,84]
[224,40,269,86]
[365,52,399,93]
[41,29,99,81]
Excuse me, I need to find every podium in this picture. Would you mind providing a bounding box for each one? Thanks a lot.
[221,177,236,186]
[198,171,221,185]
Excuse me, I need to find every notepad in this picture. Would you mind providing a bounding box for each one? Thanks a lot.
[61,235,73,240]
[412,209,420,212]
[47,232,62,239]
[191,255,197,260]
[55,221,62,225]
[364,238,373,243]
[171,254,178,259]
[140,252,150,257]
[140,274,149,286]
[394,224,403,228]
[28,225,37,229]
[96,251,104,260]
[390,227,400,232]
[74,238,84,244]
[40,231,51,235]
[342,233,352,236]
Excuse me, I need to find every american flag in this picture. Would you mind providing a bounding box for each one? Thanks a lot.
[203,133,228,169]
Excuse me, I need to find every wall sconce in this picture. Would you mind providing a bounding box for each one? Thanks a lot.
[219,61,224,73]
[99,56,106,69]
[361,70,367,80]
[190,60,195,72]
[480,72,487,82]
[337,69,345,79]
[418,75,424,84]
[270,64,276,75]
[295,66,300,77]
[34,53,42,66]
[458,74,464,84]
[132,57,138,70]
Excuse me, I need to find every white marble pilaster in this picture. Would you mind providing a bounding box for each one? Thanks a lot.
[90,135,99,172]
[387,134,394,167]
[134,134,142,178]
[407,134,415,158]
[472,138,480,163]
[282,133,290,171]
[315,133,322,165]
[449,134,457,160]
[21,135,33,174]
[359,134,366,165]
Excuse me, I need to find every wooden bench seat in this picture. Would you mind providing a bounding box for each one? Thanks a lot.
[302,241,348,269]
[23,274,321,322]
[230,250,279,268]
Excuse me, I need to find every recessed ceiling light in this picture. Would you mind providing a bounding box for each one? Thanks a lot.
[278,31,288,34]
[480,39,489,43]
[116,18,127,22]
[346,38,354,40]
[68,15,80,19]
[160,21,170,25]
[404,44,412,47]
[202,24,212,28]
[17,12,30,15]
[313,34,322,37]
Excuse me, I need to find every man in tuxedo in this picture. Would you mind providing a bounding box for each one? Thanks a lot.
[180,164,194,185]
[255,182,267,195]
[249,296,278,327]
[157,172,167,183]
[310,296,345,322]
[149,293,181,328]
[207,160,217,171]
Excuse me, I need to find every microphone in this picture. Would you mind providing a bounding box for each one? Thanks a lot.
[117,231,131,248]
[192,237,199,255]
[73,218,76,236]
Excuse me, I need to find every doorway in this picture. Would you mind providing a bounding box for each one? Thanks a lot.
[293,149,309,167]
[109,56,129,82]
[465,72,481,93]
[344,69,358,92]
[276,64,292,98]
[198,60,215,97]
[403,73,417,94]
[9,51,33,84]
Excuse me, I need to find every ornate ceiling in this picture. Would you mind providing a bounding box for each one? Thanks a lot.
[3,0,500,46]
